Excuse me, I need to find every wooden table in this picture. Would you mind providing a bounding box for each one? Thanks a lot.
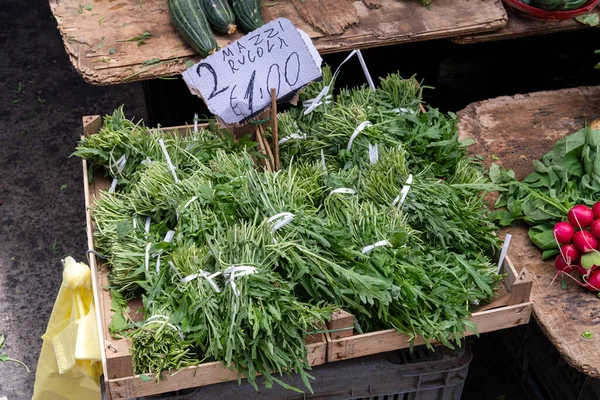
[451,4,599,44]
[457,86,600,378]
[49,0,507,85]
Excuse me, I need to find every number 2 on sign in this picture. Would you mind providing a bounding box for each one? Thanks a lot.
[196,63,228,100]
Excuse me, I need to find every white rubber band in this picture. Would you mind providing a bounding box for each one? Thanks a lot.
[144,243,151,272]
[329,188,357,196]
[108,178,118,193]
[392,108,416,114]
[163,230,175,243]
[356,50,376,91]
[347,121,372,151]
[158,138,179,183]
[303,84,331,115]
[168,261,182,279]
[278,133,307,145]
[361,240,392,254]
[224,266,257,297]
[181,270,222,292]
[368,143,379,165]
[497,234,512,273]
[183,196,198,211]
[267,212,295,233]
[145,316,184,340]
[392,174,413,207]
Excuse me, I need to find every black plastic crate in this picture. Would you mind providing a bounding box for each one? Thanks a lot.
[131,345,472,400]
[501,319,600,400]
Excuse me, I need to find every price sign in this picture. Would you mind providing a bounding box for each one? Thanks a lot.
[182,18,322,125]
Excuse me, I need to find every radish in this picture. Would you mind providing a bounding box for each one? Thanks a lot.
[583,269,600,292]
[555,255,574,273]
[560,244,579,264]
[553,222,575,244]
[573,230,598,253]
[568,205,595,228]
[591,219,600,238]
[593,202,600,219]
[577,265,589,276]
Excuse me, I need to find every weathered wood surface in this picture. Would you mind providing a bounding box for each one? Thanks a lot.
[457,86,600,378]
[451,5,600,44]
[291,0,359,35]
[49,0,507,85]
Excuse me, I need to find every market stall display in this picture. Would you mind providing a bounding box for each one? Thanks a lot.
[457,85,600,379]
[48,0,508,85]
[78,71,533,398]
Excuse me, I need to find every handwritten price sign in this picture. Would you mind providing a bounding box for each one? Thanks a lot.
[182,18,322,125]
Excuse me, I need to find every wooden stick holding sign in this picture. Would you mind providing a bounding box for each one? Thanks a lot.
[270,88,280,171]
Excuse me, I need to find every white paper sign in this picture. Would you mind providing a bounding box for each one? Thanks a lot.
[182,18,322,125]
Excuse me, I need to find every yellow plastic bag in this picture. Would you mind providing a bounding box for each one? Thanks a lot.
[32,257,102,400]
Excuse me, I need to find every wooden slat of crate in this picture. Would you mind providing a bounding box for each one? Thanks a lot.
[326,256,533,362]
[82,116,327,399]
[451,6,600,44]
[456,86,600,379]
[50,0,507,85]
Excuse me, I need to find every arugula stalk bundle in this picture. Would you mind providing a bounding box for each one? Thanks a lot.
[76,70,503,391]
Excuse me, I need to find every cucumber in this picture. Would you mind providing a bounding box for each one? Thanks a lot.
[562,0,587,9]
[230,0,264,33]
[201,0,237,35]
[168,0,218,57]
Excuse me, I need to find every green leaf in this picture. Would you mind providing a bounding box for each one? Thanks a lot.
[59,184,68,190]
[459,138,475,147]
[581,252,600,269]
[109,47,117,54]
[185,60,194,68]
[582,330,594,339]
[563,153,583,177]
[139,374,152,382]
[489,163,501,184]
[116,220,133,239]
[575,13,599,27]
[491,210,514,226]
[528,225,557,250]
[560,280,568,290]
[542,248,560,260]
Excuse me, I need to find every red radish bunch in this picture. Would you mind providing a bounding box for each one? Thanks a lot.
[552,202,600,293]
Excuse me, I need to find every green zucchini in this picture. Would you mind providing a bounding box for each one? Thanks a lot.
[168,0,218,57]
[201,0,237,35]
[531,0,564,9]
[562,0,587,9]
[230,0,264,33]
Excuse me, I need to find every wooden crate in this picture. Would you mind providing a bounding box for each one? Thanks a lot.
[326,256,533,362]
[81,115,327,399]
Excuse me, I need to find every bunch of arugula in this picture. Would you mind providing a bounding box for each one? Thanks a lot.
[75,72,502,391]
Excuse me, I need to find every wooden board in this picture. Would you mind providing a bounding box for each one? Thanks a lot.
[456,86,600,378]
[451,5,599,44]
[326,257,534,362]
[50,0,507,85]
[82,117,327,399]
